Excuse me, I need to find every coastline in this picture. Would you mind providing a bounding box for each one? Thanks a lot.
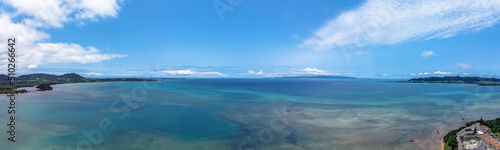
[387,76,500,86]
[441,136,444,150]
[0,80,164,95]
[385,81,499,87]
[436,121,467,150]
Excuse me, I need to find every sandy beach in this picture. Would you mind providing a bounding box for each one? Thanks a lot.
[441,136,444,150]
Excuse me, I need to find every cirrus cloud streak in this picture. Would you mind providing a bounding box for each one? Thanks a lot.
[300,0,500,50]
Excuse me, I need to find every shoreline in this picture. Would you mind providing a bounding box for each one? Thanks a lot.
[441,136,444,150]
[385,81,498,86]
[0,80,164,95]
[438,120,477,150]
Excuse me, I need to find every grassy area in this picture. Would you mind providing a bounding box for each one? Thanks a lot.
[463,137,481,141]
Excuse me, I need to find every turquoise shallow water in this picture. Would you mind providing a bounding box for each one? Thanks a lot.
[117,104,239,139]
[1,79,500,149]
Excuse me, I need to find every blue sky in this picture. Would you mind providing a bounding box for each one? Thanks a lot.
[1,0,500,78]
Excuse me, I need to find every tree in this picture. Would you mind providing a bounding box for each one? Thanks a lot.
[36,83,53,91]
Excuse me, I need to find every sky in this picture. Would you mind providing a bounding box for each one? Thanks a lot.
[1,0,500,78]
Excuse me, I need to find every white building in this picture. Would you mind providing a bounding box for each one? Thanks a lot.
[465,140,479,150]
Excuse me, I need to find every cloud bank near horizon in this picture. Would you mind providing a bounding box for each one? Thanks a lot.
[300,0,500,50]
[161,69,226,77]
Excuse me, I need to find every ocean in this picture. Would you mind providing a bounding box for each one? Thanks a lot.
[1,78,500,149]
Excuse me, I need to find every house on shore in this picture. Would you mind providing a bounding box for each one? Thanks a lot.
[478,125,491,134]
[464,128,477,138]
[479,134,500,150]
[464,139,479,150]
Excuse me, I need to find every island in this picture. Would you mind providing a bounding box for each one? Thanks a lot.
[0,73,163,94]
[35,83,53,91]
[443,117,500,150]
[393,76,500,86]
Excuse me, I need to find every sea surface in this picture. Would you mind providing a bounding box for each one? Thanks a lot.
[2,79,500,149]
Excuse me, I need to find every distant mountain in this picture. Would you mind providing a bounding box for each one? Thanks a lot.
[17,73,87,83]
[0,74,8,81]
[395,76,500,86]
[18,73,58,80]
[60,73,85,79]
[277,75,357,79]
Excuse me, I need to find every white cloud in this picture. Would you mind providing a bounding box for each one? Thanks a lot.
[421,50,435,58]
[0,0,125,70]
[415,71,454,76]
[358,74,375,78]
[244,68,339,77]
[4,0,70,28]
[85,72,103,76]
[300,0,500,50]
[457,63,472,70]
[34,43,126,63]
[248,70,263,75]
[198,72,226,76]
[353,50,370,56]
[162,70,195,75]
[345,73,356,76]
[72,0,121,21]
[107,73,132,76]
[302,68,328,75]
[0,14,49,45]
[162,69,226,76]
[3,0,121,28]
[417,72,430,76]
[27,64,37,69]
[433,71,451,75]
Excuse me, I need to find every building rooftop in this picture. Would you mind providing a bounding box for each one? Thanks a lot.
[479,134,500,149]
[478,125,490,132]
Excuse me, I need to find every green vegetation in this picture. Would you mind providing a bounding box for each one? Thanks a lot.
[396,76,500,86]
[1,73,161,94]
[466,117,500,133]
[35,83,53,91]
[443,126,464,150]
[463,137,480,141]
